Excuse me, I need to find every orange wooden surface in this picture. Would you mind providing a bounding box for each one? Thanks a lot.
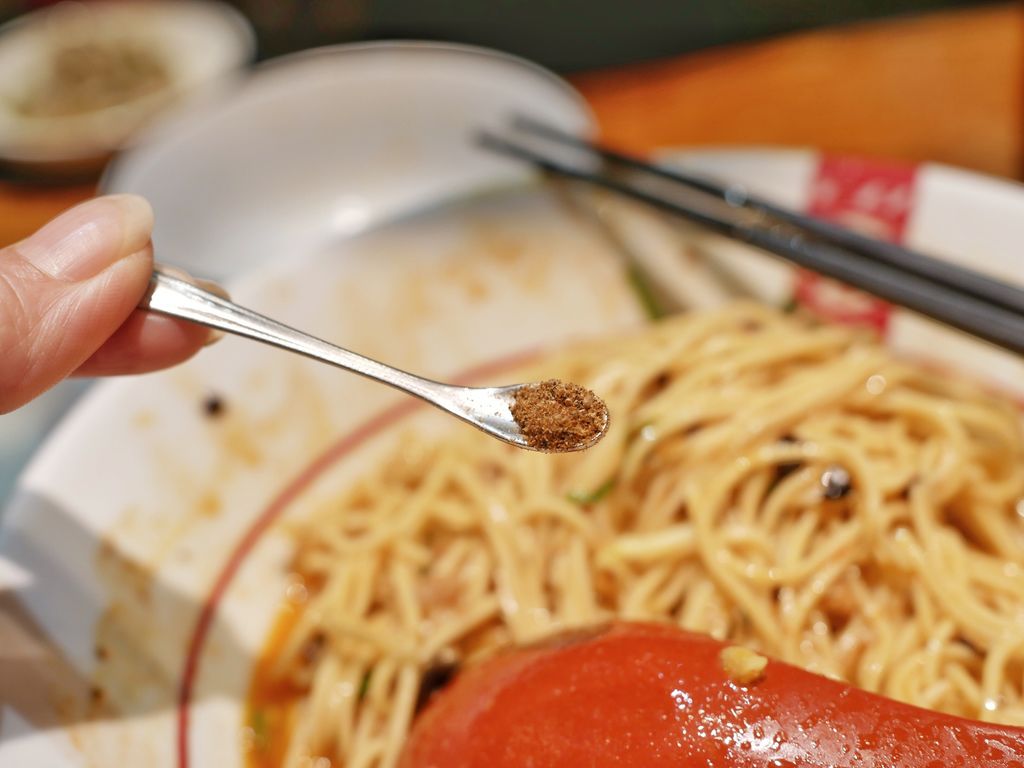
[1,4,1022,248]
[0,182,95,249]
[572,4,1024,176]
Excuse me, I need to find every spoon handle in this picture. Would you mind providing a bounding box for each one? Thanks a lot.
[141,266,442,401]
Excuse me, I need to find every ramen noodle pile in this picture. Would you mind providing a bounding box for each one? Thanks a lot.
[250,303,1024,768]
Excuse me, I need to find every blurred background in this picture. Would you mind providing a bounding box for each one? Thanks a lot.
[0,0,1021,498]
[0,0,997,71]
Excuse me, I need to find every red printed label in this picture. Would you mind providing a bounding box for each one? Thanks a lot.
[793,155,918,335]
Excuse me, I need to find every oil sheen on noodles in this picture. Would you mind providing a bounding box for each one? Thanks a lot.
[251,303,1024,768]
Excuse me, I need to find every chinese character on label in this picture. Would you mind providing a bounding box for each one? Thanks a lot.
[790,155,919,335]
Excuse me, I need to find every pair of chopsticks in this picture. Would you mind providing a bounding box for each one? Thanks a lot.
[479,117,1024,356]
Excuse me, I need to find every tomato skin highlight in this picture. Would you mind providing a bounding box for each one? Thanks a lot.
[400,623,1024,768]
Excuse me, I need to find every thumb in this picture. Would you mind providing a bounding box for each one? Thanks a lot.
[0,194,154,414]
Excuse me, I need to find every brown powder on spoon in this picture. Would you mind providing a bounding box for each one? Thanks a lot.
[510,379,608,452]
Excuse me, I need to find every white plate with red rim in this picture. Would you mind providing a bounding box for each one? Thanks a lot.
[3,41,1024,768]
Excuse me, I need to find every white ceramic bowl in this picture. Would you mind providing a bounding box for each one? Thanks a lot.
[104,41,592,279]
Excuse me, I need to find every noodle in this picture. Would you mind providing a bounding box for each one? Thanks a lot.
[253,303,1024,767]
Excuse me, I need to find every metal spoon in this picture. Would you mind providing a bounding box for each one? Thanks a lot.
[140,266,608,452]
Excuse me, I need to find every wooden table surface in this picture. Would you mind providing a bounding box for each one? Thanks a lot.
[1,3,1021,248]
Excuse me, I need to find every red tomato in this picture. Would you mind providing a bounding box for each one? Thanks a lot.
[401,623,1024,768]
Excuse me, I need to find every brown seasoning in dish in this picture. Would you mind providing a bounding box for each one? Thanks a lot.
[511,379,607,452]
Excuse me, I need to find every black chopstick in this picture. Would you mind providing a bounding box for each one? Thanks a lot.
[478,126,1024,356]
[510,116,1024,318]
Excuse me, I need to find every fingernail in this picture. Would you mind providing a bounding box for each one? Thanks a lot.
[196,278,230,301]
[192,279,227,346]
[152,268,228,347]
[17,195,154,282]
[195,280,228,346]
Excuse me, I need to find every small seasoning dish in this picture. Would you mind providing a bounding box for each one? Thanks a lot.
[0,0,254,176]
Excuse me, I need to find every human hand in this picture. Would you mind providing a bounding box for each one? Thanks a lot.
[0,194,214,413]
